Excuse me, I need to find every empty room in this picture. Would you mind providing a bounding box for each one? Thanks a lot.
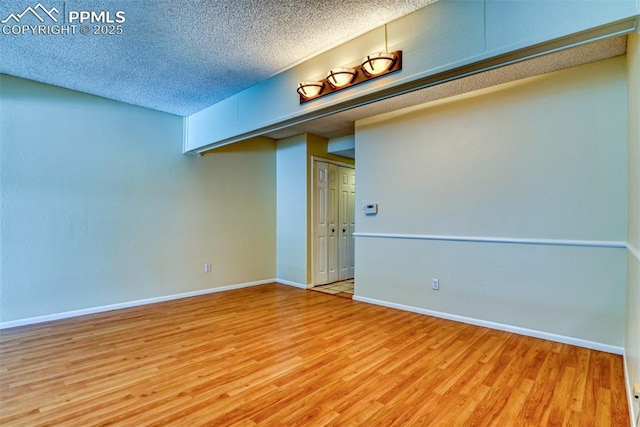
[1,1,639,425]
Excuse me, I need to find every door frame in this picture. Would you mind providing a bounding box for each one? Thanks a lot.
[310,156,355,287]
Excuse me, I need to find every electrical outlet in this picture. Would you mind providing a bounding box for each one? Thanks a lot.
[432,278,439,291]
[634,383,640,401]
[204,263,211,273]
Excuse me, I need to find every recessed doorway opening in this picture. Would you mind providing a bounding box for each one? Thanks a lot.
[311,158,355,293]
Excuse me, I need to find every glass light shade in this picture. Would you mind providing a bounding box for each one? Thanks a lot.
[361,52,397,76]
[326,67,356,88]
[297,81,324,98]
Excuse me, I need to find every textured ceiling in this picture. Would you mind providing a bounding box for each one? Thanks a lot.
[0,0,436,116]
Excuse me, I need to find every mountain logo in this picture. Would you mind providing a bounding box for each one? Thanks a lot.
[1,3,59,24]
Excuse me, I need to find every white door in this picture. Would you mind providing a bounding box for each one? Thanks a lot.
[327,164,339,284]
[338,167,355,281]
[347,167,356,279]
[313,160,355,286]
[313,161,329,285]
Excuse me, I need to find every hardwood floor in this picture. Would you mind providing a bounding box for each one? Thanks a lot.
[0,284,629,426]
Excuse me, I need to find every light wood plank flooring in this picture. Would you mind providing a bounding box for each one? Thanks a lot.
[0,284,629,426]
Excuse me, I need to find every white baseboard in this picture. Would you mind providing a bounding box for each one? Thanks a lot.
[0,279,275,330]
[624,351,639,427]
[275,279,309,289]
[352,295,623,355]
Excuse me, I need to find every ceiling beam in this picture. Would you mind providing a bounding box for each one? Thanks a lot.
[185,0,639,155]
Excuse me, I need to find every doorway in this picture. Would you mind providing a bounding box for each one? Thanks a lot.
[312,159,355,287]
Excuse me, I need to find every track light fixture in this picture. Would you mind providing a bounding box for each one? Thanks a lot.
[296,51,401,103]
[297,24,402,103]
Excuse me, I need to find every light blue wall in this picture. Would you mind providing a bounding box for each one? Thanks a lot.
[0,75,276,322]
[355,57,628,348]
[485,0,637,52]
[276,135,308,286]
[625,30,640,425]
